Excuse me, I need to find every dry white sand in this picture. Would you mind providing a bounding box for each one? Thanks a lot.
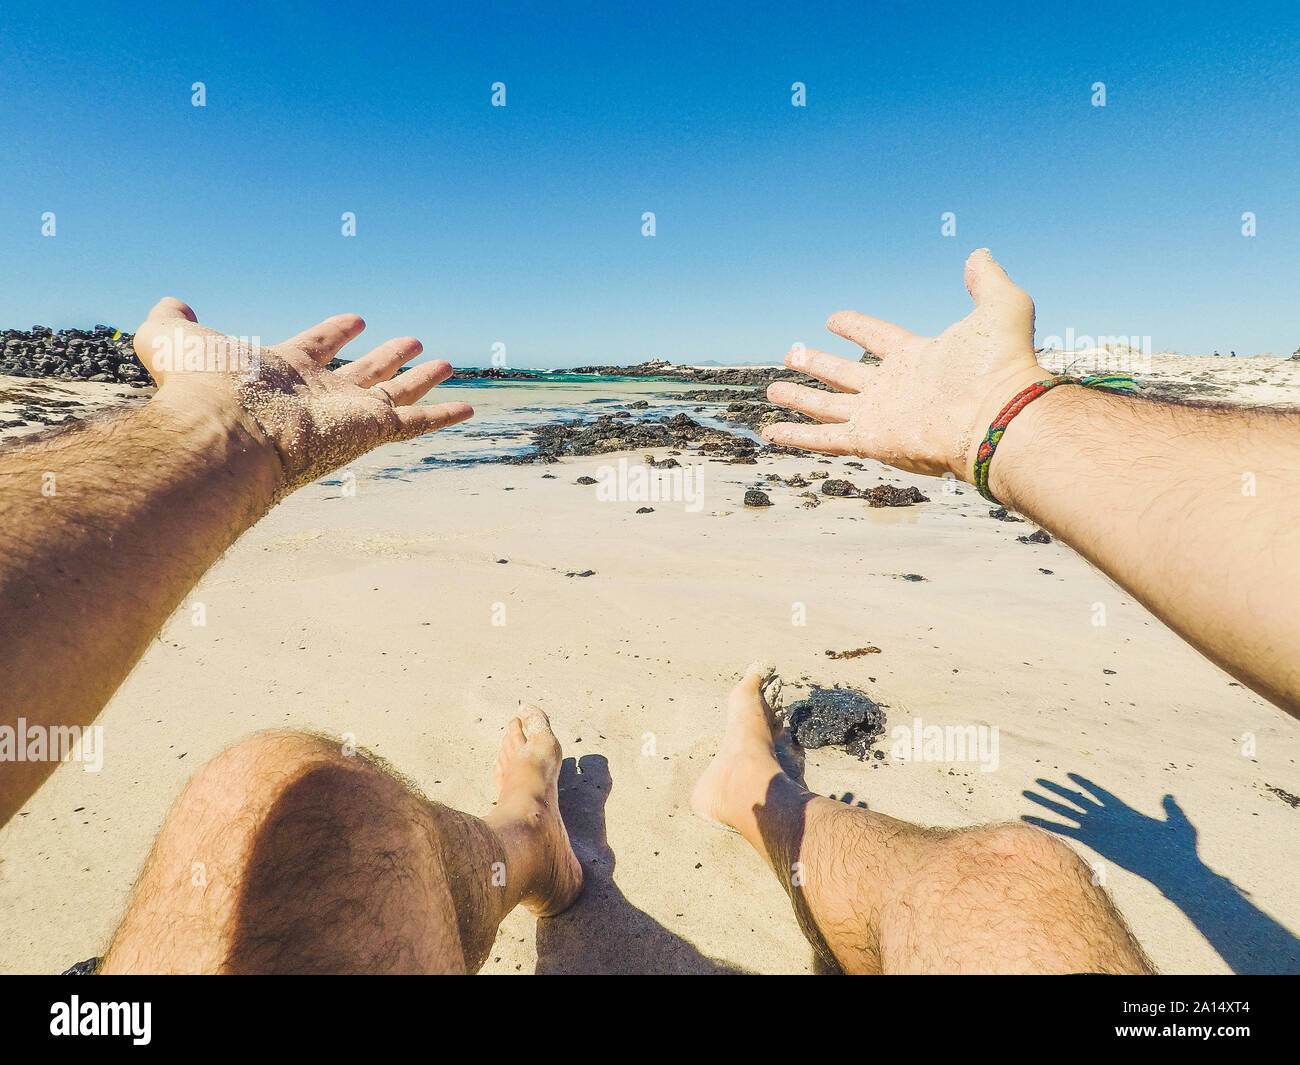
[1,356,1298,974]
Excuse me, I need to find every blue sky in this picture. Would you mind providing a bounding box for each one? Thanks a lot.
[1,0,1297,366]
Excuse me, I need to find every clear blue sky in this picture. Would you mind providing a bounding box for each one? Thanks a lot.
[1,0,1297,365]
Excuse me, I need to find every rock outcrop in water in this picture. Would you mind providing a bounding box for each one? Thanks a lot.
[500,412,760,465]
[563,359,823,387]
[451,367,544,380]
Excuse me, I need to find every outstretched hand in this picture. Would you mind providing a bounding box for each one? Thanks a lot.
[135,298,473,495]
[763,249,1045,482]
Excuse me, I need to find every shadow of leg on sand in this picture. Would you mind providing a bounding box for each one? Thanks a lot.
[1023,772,1300,974]
[534,754,748,974]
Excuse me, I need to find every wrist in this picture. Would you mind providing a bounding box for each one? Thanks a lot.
[960,364,1051,484]
[985,382,1082,510]
[147,385,285,508]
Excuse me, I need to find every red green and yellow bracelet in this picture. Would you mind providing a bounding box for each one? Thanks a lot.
[973,375,1137,505]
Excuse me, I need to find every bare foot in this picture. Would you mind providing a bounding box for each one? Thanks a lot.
[691,664,791,836]
[491,705,584,917]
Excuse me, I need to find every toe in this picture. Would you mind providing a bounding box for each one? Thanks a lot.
[502,717,527,753]
[517,704,552,740]
[728,666,773,714]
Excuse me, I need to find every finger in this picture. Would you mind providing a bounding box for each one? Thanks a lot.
[336,336,423,387]
[375,360,454,406]
[760,421,852,455]
[1065,772,1117,805]
[393,401,474,440]
[783,347,870,393]
[281,313,366,364]
[1035,779,1098,811]
[964,248,1033,317]
[1022,793,1083,823]
[1020,815,1082,841]
[767,381,854,423]
[826,311,917,357]
[146,297,197,323]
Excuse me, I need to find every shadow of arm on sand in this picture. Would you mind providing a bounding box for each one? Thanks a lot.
[1023,772,1300,975]
[534,755,749,975]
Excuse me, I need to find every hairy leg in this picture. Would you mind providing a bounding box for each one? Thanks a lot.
[693,669,1153,974]
[102,709,581,974]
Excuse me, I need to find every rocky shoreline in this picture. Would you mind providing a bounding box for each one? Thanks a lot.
[498,411,773,465]
[0,329,836,391]
[0,326,150,385]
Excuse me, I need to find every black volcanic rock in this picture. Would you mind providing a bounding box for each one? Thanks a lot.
[864,485,929,507]
[507,412,757,465]
[0,326,149,385]
[450,367,543,380]
[562,359,833,388]
[1018,528,1053,545]
[786,687,886,759]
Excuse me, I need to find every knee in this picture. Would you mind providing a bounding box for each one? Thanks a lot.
[947,822,1090,883]
[174,731,356,827]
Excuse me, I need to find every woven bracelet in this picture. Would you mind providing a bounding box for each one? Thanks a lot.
[973,374,1137,506]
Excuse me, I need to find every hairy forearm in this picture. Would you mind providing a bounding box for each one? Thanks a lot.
[992,387,1300,716]
[0,398,280,823]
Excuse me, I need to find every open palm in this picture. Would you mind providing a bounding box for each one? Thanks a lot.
[135,298,473,495]
[763,249,1046,482]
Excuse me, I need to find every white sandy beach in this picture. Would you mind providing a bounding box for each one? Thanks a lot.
[1,354,1298,974]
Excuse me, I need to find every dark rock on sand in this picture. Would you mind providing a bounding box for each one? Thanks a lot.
[821,478,858,497]
[1018,529,1052,544]
[825,647,881,659]
[576,476,598,485]
[720,400,811,434]
[664,388,764,402]
[743,489,773,507]
[636,506,654,514]
[989,506,1024,522]
[786,686,886,759]
[565,570,596,578]
[864,484,929,507]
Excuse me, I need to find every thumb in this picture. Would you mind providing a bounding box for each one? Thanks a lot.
[964,249,1033,321]
[1162,794,1192,830]
[146,297,197,324]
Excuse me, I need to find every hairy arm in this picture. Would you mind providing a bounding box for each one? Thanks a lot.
[0,299,472,825]
[991,389,1300,713]
[764,250,1300,718]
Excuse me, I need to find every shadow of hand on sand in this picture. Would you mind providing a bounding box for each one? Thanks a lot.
[1023,772,1300,974]
[534,754,747,974]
